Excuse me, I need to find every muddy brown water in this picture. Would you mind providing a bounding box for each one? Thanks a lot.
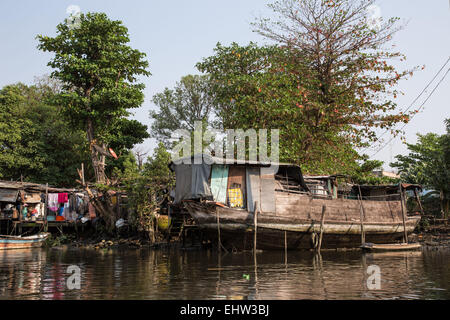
[0,246,448,300]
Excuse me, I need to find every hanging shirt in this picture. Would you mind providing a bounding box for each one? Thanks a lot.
[48,194,59,212]
[58,193,69,203]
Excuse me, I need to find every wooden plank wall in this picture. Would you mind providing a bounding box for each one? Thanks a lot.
[275,193,402,223]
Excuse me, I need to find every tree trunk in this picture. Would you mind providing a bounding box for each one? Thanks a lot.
[86,118,106,184]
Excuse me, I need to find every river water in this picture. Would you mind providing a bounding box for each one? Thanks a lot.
[0,246,448,300]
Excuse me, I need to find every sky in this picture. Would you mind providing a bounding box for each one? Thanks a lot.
[0,0,449,170]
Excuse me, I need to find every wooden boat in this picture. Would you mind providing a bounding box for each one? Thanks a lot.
[170,155,422,251]
[0,233,50,250]
[360,242,422,252]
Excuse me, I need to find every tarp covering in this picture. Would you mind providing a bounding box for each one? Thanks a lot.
[172,163,213,204]
[0,188,19,203]
[170,154,310,209]
[246,167,260,213]
[246,168,276,213]
[260,167,276,213]
[211,165,228,204]
[192,163,212,199]
[173,164,192,204]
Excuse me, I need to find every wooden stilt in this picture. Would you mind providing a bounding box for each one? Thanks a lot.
[216,208,221,252]
[254,201,258,252]
[216,208,228,253]
[399,184,408,244]
[18,203,23,235]
[357,194,366,245]
[44,183,48,232]
[317,205,326,253]
[284,230,287,265]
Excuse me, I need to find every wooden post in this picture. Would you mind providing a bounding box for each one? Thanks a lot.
[216,207,228,253]
[216,208,221,252]
[44,183,48,232]
[18,192,23,235]
[399,184,408,244]
[81,163,85,186]
[357,195,366,245]
[284,230,287,264]
[357,185,366,244]
[254,201,258,252]
[317,205,326,253]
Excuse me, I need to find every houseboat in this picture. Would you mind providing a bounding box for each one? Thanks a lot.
[170,154,422,251]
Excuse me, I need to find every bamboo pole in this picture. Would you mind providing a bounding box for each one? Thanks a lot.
[317,205,326,253]
[399,184,408,243]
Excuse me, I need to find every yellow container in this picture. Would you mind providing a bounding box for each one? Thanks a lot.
[157,215,171,231]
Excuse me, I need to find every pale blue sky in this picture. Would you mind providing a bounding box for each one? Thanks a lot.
[0,0,449,170]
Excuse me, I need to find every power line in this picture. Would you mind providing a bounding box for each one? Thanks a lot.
[369,66,450,158]
[361,55,450,154]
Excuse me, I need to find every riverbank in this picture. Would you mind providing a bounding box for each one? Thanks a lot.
[412,223,450,248]
[43,221,450,253]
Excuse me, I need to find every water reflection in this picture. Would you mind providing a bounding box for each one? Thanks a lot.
[0,246,448,300]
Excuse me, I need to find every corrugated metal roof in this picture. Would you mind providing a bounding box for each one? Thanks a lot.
[0,180,77,193]
[0,188,19,202]
[170,154,296,167]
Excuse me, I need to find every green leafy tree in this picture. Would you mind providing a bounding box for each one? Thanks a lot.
[143,142,174,185]
[197,42,362,173]
[198,0,420,174]
[252,0,419,145]
[0,82,90,186]
[104,118,150,177]
[0,84,39,179]
[37,12,150,183]
[351,159,398,185]
[150,75,214,146]
[119,143,174,241]
[391,120,450,218]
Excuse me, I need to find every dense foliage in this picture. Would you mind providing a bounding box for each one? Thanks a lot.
[117,143,174,238]
[37,12,150,183]
[391,119,450,218]
[150,74,214,146]
[195,0,419,174]
[0,82,90,186]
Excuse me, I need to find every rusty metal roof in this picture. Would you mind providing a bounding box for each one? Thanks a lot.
[0,188,19,202]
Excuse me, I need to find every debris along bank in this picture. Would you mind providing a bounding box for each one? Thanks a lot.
[170,154,423,251]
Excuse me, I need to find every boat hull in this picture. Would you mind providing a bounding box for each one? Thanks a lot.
[183,201,421,250]
[0,233,50,250]
[360,242,422,252]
